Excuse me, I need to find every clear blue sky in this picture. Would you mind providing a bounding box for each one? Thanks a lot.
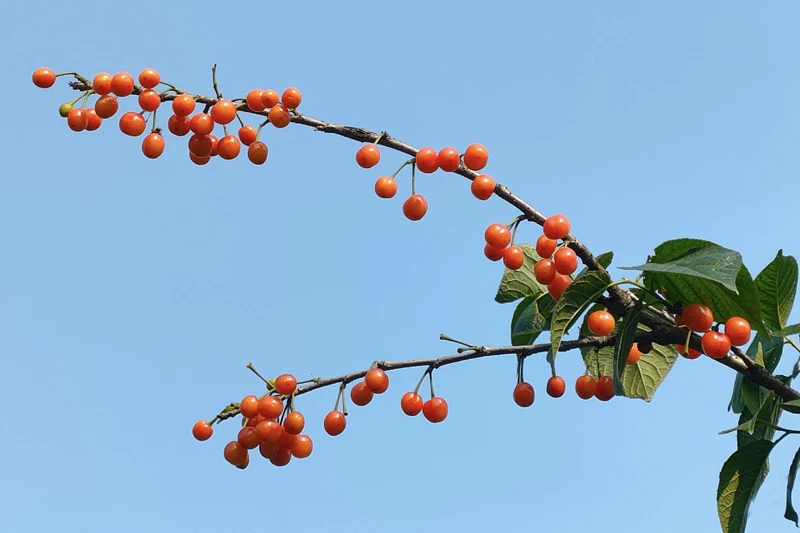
[3,1,800,532]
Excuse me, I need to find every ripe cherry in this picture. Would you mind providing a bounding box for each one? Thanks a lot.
[554,247,578,275]
[701,331,731,359]
[471,174,495,200]
[119,112,147,136]
[94,95,119,119]
[400,392,424,416]
[270,447,292,467]
[110,72,134,97]
[277,427,299,449]
[724,317,751,346]
[189,152,210,165]
[548,274,571,300]
[422,397,448,423]
[484,243,506,262]
[575,375,597,400]
[172,94,196,116]
[437,147,460,172]
[350,381,374,406]
[188,134,213,158]
[513,382,535,407]
[365,368,389,394]
[245,415,264,428]
[282,87,302,108]
[189,113,214,135]
[208,135,219,156]
[217,135,241,160]
[142,133,165,159]
[274,374,297,395]
[324,411,347,436]
[484,223,511,249]
[374,176,397,198]
[238,125,258,146]
[32,67,56,88]
[543,214,571,240]
[85,108,102,131]
[260,89,280,108]
[356,145,380,168]
[587,310,616,336]
[138,89,161,112]
[291,435,313,458]
[246,89,266,111]
[168,114,191,136]
[259,440,279,459]
[536,235,557,259]
[682,304,714,333]
[463,143,489,171]
[258,395,283,419]
[676,344,702,359]
[503,246,525,270]
[223,441,248,467]
[237,427,261,449]
[92,72,112,95]
[268,104,291,128]
[415,147,439,173]
[192,420,213,441]
[248,141,268,165]
[211,99,238,125]
[595,376,615,401]
[627,343,641,365]
[256,419,282,443]
[283,411,305,435]
[138,68,160,89]
[66,108,88,132]
[403,194,428,221]
[534,259,557,284]
[546,376,566,398]
[239,395,260,419]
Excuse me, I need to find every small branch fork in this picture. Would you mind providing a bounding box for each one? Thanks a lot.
[66,73,799,405]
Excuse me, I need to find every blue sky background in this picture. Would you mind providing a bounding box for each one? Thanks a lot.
[2,1,800,532]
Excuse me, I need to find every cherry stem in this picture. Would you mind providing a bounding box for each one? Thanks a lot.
[390,158,415,180]
[411,162,417,195]
[158,81,186,94]
[439,333,474,348]
[80,91,91,109]
[236,113,245,128]
[211,63,222,99]
[339,383,349,416]
[516,354,524,384]
[373,131,386,145]
[68,90,90,106]
[150,108,158,133]
[56,71,89,84]
[428,370,436,399]
[413,366,433,395]
[246,362,270,385]
[333,382,345,412]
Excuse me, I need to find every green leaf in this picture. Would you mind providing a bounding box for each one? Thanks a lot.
[729,334,785,413]
[510,295,555,346]
[612,301,644,396]
[780,400,800,415]
[620,238,743,292]
[785,446,800,527]
[548,270,613,363]
[623,239,766,334]
[580,311,678,402]
[495,244,547,304]
[736,391,781,448]
[773,324,800,337]
[754,250,798,332]
[717,440,775,533]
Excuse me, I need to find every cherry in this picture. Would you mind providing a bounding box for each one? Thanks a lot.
[484,223,511,249]
[724,317,751,346]
[543,214,571,240]
[188,134,213,158]
[437,147,460,172]
[94,95,119,119]
[535,235,557,259]
[415,147,439,173]
[217,135,241,160]
[138,89,161,112]
[33,67,56,88]
[235,455,250,470]
[283,411,305,435]
[282,87,302,108]
[546,376,566,398]
[248,141,268,165]
[208,135,219,157]
[503,246,525,270]
[168,114,191,136]
[587,310,616,336]
[92,73,112,95]
[554,247,578,275]
[627,343,641,365]
[238,125,258,146]
[239,395,260,419]
[256,419,282,443]
[110,72,134,97]
[484,243,506,262]
[291,435,313,458]
[270,447,292,467]
[268,104,291,128]
[701,331,731,359]
[189,113,214,135]
[548,274,571,300]
[463,143,489,171]
[118,112,146,136]
[682,304,714,333]
[138,68,160,89]
[66,108,88,132]
[676,344,702,359]
[142,133,165,159]
[87,110,102,130]
[245,415,264,427]
[400,392,424,416]
[192,420,213,441]
[403,194,428,221]
[211,99,238,125]
[172,94,196,116]
[471,174,495,200]
[513,382,535,407]
[260,89,280,109]
[365,368,389,394]
[237,427,261,449]
[223,441,248,467]
[575,375,597,400]
[189,152,210,165]
[374,176,397,198]
[324,411,347,436]
[350,381,374,406]
[595,376,615,401]
[356,145,380,168]
[534,259,557,284]
[277,427,299,449]
[275,374,298,395]
[246,89,266,112]
[422,397,448,423]
[259,440,279,459]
